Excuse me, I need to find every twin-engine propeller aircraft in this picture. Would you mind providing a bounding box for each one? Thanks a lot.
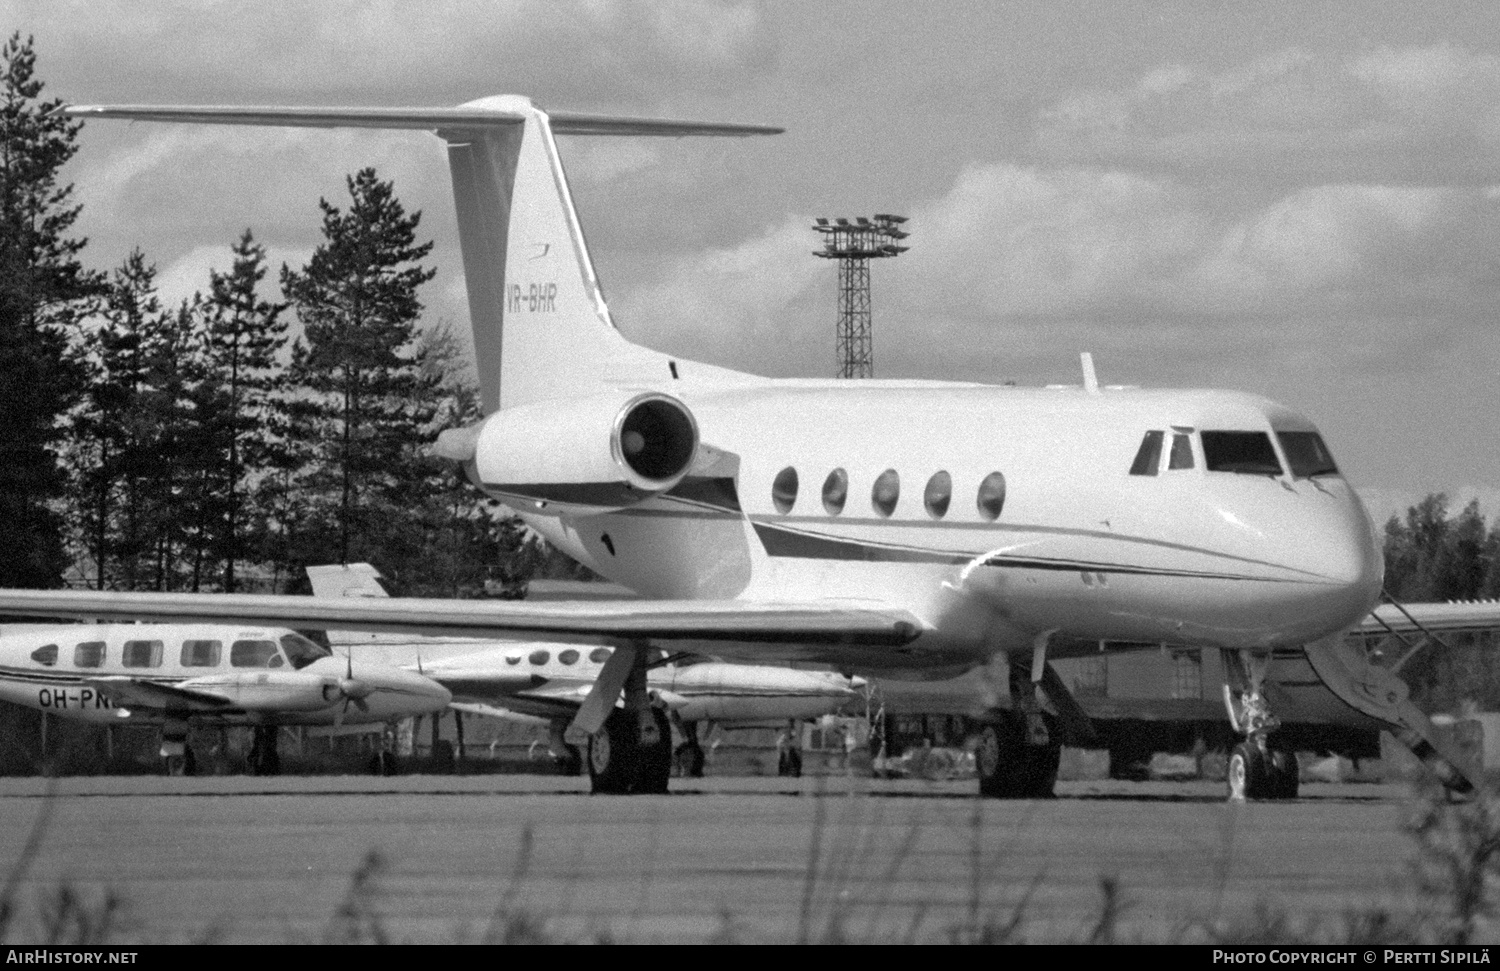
[2,94,1491,799]
[307,564,865,786]
[0,623,452,775]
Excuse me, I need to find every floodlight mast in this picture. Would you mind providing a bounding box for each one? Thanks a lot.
[813,214,909,379]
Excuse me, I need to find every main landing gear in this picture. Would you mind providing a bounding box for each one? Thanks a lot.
[1223,651,1298,801]
[162,724,197,777]
[672,713,707,778]
[974,645,1094,799]
[588,707,672,794]
[582,643,673,795]
[247,725,282,776]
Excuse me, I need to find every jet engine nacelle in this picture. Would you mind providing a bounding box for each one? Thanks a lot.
[455,391,701,515]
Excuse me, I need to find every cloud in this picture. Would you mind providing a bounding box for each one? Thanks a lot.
[23,0,774,106]
[1030,44,1500,186]
[610,215,828,374]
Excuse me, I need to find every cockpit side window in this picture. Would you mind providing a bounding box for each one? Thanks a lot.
[1202,431,1282,476]
[1129,431,1164,476]
[1168,432,1195,470]
[280,633,331,670]
[1276,431,1339,478]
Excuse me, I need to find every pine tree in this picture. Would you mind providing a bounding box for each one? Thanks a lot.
[201,229,288,591]
[0,33,98,587]
[280,168,439,569]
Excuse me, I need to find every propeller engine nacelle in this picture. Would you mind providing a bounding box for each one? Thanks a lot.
[435,391,702,516]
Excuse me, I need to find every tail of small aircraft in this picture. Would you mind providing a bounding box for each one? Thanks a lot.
[68,98,779,412]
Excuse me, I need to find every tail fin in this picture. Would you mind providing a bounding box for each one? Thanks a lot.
[69,99,779,411]
[306,563,389,599]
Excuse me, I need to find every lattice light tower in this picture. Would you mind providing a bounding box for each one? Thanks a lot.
[813,214,909,378]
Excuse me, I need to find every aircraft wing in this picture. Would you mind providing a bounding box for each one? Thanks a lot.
[0,589,924,650]
[85,677,237,713]
[1360,601,1500,635]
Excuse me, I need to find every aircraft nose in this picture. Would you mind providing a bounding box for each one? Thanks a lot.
[1281,483,1384,632]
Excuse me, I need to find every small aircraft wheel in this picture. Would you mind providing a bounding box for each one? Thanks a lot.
[781,747,803,778]
[166,754,187,777]
[977,715,1035,798]
[182,746,198,778]
[676,743,706,778]
[636,708,673,794]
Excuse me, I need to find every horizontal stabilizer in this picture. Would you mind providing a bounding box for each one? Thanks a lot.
[65,104,783,137]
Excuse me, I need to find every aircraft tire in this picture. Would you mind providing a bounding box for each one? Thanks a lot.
[588,709,639,794]
[1227,741,1271,801]
[675,742,706,778]
[636,708,673,794]
[777,747,803,778]
[977,713,1057,798]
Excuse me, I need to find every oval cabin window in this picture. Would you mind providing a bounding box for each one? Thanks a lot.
[871,469,900,517]
[559,649,580,665]
[822,468,848,515]
[772,466,799,514]
[977,472,1006,520]
[924,471,952,519]
[529,649,551,665]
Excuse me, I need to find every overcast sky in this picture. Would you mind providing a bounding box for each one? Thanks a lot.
[12,1,1500,526]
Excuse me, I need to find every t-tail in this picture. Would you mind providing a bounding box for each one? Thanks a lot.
[67,97,780,412]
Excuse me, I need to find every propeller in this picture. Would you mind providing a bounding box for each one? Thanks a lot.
[329,652,374,726]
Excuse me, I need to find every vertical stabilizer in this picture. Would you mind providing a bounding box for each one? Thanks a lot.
[66,98,781,413]
[441,96,662,411]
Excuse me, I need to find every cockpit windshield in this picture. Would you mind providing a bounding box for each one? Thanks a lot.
[280,633,332,671]
[1276,430,1339,478]
[1201,431,1283,476]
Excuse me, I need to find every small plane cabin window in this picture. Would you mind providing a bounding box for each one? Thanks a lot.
[74,641,105,668]
[505,655,520,666]
[977,472,1006,521]
[1276,431,1339,478]
[180,639,222,667]
[559,649,580,665]
[924,471,952,519]
[230,640,283,668]
[30,644,58,667]
[1129,431,1164,476]
[822,468,849,515]
[280,633,330,670]
[122,639,164,668]
[529,649,550,666]
[872,469,900,517]
[772,466,799,514]
[1202,431,1282,476]
[1168,432,1195,470]
[589,647,612,663]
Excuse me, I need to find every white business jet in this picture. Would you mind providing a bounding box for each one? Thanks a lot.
[1,95,1486,800]
[306,563,864,783]
[0,623,451,775]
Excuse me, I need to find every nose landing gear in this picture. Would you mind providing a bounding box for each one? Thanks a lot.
[1223,653,1299,801]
